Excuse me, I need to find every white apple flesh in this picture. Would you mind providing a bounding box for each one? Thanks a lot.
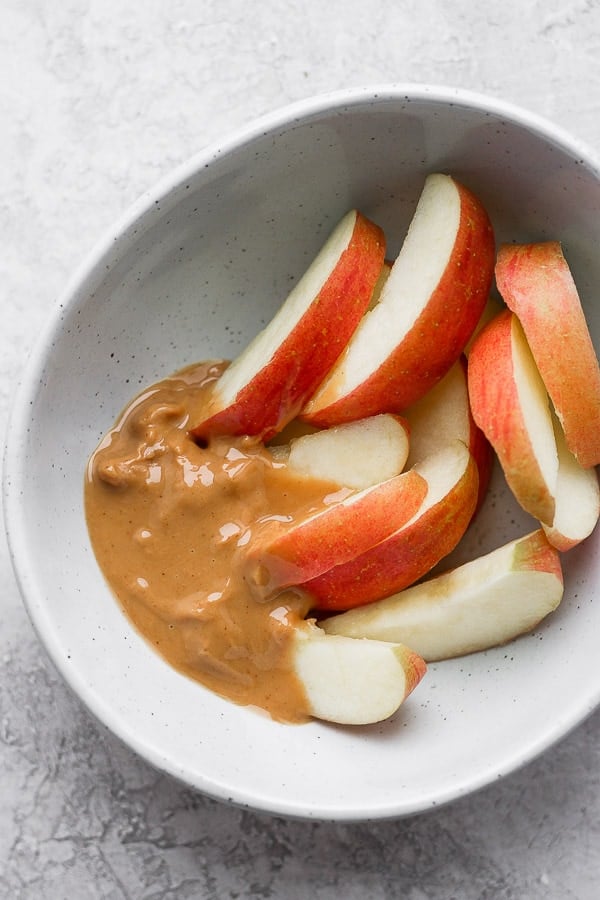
[403,356,493,512]
[304,440,479,611]
[293,623,426,725]
[320,530,563,661]
[495,241,600,468]
[543,413,600,551]
[191,209,385,442]
[301,173,495,426]
[245,467,427,596]
[468,310,558,525]
[284,413,410,489]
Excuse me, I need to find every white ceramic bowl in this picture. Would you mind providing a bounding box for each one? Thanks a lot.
[5,84,600,821]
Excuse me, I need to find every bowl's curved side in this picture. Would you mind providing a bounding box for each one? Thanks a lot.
[4,84,600,821]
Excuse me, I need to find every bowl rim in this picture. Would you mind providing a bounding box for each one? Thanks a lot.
[4,82,600,821]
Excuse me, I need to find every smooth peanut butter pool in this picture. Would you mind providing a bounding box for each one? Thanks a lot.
[84,361,342,723]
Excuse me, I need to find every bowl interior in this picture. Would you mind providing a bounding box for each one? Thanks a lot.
[5,87,600,820]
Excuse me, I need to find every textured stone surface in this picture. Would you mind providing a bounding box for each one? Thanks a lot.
[2,1,600,897]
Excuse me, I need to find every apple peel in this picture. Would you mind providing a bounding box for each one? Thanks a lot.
[468,309,558,525]
[245,467,427,596]
[304,440,479,611]
[293,623,426,725]
[301,173,495,426]
[191,209,386,442]
[496,241,600,468]
[320,530,563,661]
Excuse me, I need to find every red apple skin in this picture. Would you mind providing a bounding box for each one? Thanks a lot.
[304,451,479,612]
[301,180,496,427]
[467,309,557,526]
[495,241,600,468]
[245,468,428,596]
[191,212,386,442]
[402,648,428,697]
[514,528,564,582]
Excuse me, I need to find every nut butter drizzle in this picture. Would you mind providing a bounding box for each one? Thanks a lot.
[84,361,337,724]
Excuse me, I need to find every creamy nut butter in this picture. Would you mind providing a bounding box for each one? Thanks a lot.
[85,361,343,723]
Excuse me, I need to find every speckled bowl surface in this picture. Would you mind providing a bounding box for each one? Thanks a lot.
[4,84,600,821]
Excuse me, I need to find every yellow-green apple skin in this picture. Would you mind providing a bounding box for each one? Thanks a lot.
[320,530,563,661]
[191,210,386,443]
[245,468,427,596]
[292,623,426,725]
[303,440,479,612]
[495,241,600,468]
[467,309,558,525]
[300,174,495,427]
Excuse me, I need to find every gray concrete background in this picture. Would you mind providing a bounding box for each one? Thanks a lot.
[2,2,599,897]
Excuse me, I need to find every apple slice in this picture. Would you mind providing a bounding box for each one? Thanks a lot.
[304,440,479,611]
[284,413,410,489]
[190,210,386,442]
[467,309,558,525]
[293,622,426,725]
[245,467,428,597]
[320,530,563,662]
[403,356,493,511]
[495,241,600,467]
[543,412,600,551]
[301,174,495,427]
